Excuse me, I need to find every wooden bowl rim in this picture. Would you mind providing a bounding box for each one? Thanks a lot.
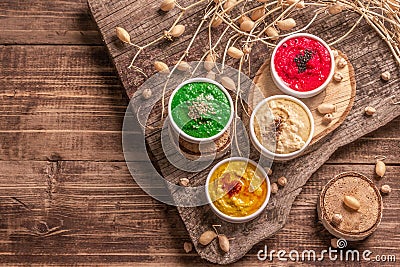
[317,171,383,240]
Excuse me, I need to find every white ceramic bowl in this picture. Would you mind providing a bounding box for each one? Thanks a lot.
[250,95,315,161]
[168,78,234,143]
[205,157,271,223]
[270,33,335,98]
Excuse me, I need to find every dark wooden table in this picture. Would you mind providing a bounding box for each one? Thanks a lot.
[0,1,398,265]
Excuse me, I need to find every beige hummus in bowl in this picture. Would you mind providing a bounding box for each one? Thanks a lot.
[250,95,314,161]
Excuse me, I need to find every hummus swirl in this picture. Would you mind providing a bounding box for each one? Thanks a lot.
[254,98,311,154]
[208,161,267,217]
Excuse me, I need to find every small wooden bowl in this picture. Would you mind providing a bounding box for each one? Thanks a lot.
[167,124,232,161]
[165,87,248,161]
[317,172,383,241]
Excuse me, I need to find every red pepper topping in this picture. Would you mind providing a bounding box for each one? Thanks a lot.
[221,172,243,198]
[227,182,242,197]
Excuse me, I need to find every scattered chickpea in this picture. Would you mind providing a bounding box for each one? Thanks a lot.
[295,0,305,8]
[277,176,287,187]
[381,184,391,194]
[141,89,152,99]
[218,234,230,253]
[333,72,343,82]
[154,61,170,73]
[271,183,279,194]
[265,167,273,176]
[116,27,131,44]
[199,230,217,246]
[176,61,191,72]
[375,159,386,178]
[243,45,252,54]
[276,18,296,31]
[331,213,343,225]
[343,195,360,211]
[381,71,391,81]
[318,103,336,114]
[206,71,216,80]
[364,106,376,116]
[322,113,334,125]
[337,58,347,68]
[179,178,190,187]
[160,0,175,11]
[328,3,344,15]
[183,242,193,253]
[332,50,339,58]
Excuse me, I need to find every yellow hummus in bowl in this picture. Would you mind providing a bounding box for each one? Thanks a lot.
[205,157,271,223]
[250,95,314,161]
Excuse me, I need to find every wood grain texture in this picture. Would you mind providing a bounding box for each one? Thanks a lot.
[0,0,101,45]
[0,45,397,163]
[0,161,398,265]
[0,0,398,265]
[87,0,400,264]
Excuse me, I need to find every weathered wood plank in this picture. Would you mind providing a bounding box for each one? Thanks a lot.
[0,45,128,161]
[0,0,101,45]
[327,137,400,165]
[0,119,397,162]
[0,0,398,265]
[88,0,400,263]
[0,45,398,163]
[0,45,123,102]
[0,132,123,161]
[0,161,397,265]
[0,44,398,163]
[0,113,397,162]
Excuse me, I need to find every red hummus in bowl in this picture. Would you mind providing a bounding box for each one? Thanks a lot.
[271,33,335,98]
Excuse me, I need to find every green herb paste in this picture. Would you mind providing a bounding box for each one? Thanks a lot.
[171,82,231,138]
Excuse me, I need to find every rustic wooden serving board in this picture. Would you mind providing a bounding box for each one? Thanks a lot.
[88,0,400,264]
[253,50,356,146]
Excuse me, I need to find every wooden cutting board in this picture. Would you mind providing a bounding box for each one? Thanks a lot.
[252,50,356,146]
[87,0,400,264]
